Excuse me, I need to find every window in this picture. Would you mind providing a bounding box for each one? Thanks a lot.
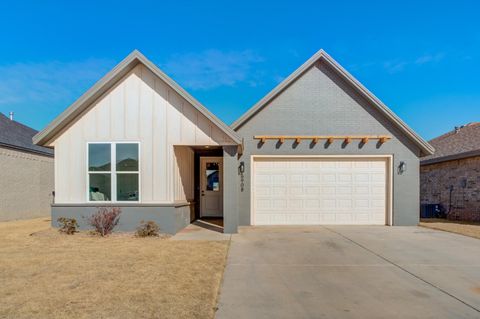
[88,142,139,202]
[205,162,220,191]
[115,143,139,201]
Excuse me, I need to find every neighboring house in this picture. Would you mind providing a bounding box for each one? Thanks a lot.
[33,49,433,234]
[0,112,54,221]
[421,123,480,221]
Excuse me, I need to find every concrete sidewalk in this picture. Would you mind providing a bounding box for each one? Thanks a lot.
[216,226,480,319]
[172,221,230,241]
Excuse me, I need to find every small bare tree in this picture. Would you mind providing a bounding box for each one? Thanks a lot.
[87,207,121,236]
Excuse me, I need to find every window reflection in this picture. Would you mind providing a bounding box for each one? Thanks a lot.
[206,162,220,191]
[116,144,139,171]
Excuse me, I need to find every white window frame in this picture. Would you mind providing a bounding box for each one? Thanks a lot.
[86,141,141,203]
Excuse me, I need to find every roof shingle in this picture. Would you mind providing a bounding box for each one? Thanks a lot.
[421,122,480,164]
[0,113,53,156]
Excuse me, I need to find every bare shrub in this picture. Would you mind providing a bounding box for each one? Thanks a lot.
[87,207,121,236]
[57,217,78,235]
[136,220,160,237]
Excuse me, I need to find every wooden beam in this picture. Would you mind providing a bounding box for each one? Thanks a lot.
[295,137,301,144]
[361,137,369,144]
[237,138,244,155]
[327,137,334,144]
[260,137,266,143]
[379,137,388,144]
[254,135,392,140]
[312,137,319,144]
[344,137,351,144]
[279,137,285,144]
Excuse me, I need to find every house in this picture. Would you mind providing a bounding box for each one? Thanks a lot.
[0,112,54,221]
[33,49,433,234]
[421,123,480,221]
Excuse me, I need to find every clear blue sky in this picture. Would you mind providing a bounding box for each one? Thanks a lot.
[0,0,478,140]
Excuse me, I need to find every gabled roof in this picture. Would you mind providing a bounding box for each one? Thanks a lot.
[33,50,241,146]
[0,113,53,156]
[231,49,434,156]
[421,122,480,165]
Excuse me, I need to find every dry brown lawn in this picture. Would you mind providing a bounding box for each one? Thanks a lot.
[0,218,229,319]
[420,218,480,240]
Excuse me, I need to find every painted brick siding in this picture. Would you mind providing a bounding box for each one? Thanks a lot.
[0,147,54,221]
[421,156,480,221]
[236,61,422,226]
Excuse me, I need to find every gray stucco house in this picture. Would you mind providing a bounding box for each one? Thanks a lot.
[33,49,433,233]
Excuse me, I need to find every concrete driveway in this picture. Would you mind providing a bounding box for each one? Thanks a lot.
[216,226,480,319]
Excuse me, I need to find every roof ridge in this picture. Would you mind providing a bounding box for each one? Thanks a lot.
[429,122,480,143]
[466,122,480,126]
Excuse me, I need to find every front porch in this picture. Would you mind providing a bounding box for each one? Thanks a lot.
[174,145,239,234]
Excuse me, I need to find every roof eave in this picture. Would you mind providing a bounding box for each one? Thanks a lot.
[0,142,54,157]
[33,50,141,145]
[421,149,480,165]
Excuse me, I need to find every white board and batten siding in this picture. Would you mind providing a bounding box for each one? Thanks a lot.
[52,64,235,204]
[252,157,391,225]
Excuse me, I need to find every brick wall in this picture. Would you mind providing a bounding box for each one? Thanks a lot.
[0,146,54,221]
[420,156,480,221]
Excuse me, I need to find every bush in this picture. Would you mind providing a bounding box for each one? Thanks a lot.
[87,207,121,236]
[57,217,78,235]
[136,220,160,237]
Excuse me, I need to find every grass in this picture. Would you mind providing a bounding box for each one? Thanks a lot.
[420,218,480,240]
[0,218,229,319]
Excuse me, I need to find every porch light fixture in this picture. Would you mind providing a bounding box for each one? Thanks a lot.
[239,161,245,191]
[398,161,407,174]
[239,161,245,174]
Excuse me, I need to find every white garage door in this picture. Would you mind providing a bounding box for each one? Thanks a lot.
[253,157,388,225]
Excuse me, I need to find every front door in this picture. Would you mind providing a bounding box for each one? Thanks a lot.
[200,157,223,217]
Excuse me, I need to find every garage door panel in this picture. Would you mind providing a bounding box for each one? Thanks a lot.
[288,199,303,209]
[255,174,271,184]
[289,187,303,196]
[253,158,388,225]
[305,174,320,183]
[354,186,370,195]
[305,187,320,195]
[355,213,370,222]
[372,186,385,194]
[305,199,320,208]
[273,199,287,208]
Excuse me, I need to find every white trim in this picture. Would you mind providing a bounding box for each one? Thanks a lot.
[387,155,393,226]
[86,141,141,203]
[250,155,394,226]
